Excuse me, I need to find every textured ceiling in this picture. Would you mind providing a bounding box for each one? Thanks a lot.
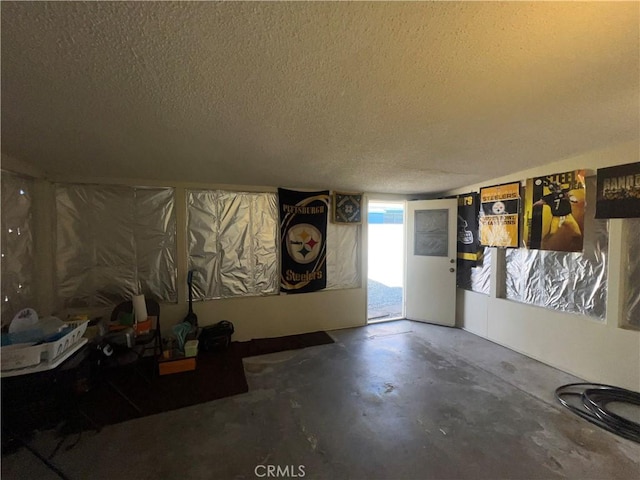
[1,2,638,194]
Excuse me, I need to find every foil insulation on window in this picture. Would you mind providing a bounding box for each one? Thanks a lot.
[55,184,177,308]
[457,247,491,295]
[187,190,361,299]
[187,190,279,299]
[625,218,640,328]
[326,222,361,290]
[505,177,607,319]
[132,188,177,302]
[1,172,34,322]
[471,247,491,295]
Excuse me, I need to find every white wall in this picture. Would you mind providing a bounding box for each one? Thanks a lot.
[158,288,366,341]
[448,140,640,390]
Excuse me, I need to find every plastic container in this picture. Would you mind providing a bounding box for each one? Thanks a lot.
[0,320,88,371]
[184,339,199,357]
[44,321,88,359]
[1,343,42,370]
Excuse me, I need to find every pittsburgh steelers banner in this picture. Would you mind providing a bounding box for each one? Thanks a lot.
[278,188,330,294]
[457,192,481,290]
[524,170,585,252]
[595,162,640,219]
[457,192,480,265]
[479,182,521,248]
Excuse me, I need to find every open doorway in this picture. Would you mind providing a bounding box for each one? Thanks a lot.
[367,201,404,323]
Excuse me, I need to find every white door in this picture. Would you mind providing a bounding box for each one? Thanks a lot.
[405,199,457,326]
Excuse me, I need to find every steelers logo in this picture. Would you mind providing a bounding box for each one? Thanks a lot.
[286,224,322,264]
[492,201,506,214]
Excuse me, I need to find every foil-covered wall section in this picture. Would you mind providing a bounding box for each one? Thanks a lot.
[134,188,177,302]
[1,172,35,322]
[457,248,491,295]
[471,247,491,295]
[187,190,279,299]
[624,218,640,329]
[55,184,177,308]
[505,177,607,319]
[326,222,361,290]
[187,190,360,298]
[186,190,220,299]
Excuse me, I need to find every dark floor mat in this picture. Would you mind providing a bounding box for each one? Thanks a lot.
[72,331,334,429]
[76,344,247,428]
[236,330,334,358]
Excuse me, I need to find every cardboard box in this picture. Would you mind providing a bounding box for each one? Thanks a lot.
[158,350,196,375]
[134,318,152,335]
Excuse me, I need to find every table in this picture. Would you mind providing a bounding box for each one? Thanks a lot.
[1,343,93,437]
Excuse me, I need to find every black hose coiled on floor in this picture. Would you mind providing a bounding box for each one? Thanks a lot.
[555,383,640,443]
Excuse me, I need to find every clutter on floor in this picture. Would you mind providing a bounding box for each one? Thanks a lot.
[1,307,335,443]
[555,383,640,443]
[75,330,334,429]
[4,322,637,480]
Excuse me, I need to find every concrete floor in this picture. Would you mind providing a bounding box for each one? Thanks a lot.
[3,320,639,479]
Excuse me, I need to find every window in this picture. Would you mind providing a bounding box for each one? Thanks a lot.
[1,172,35,322]
[187,189,361,299]
[55,184,177,308]
[187,190,279,299]
[623,218,640,329]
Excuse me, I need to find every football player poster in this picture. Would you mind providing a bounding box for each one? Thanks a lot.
[278,188,329,294]
[595,162,640,219]
[479,182,520,248]
[523,170,585,252]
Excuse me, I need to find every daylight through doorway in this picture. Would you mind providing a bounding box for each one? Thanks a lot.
[367,201,404,322]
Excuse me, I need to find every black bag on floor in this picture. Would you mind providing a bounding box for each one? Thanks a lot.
[199,321,234,352]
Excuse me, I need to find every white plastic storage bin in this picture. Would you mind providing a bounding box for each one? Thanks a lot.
[0,321,88,372]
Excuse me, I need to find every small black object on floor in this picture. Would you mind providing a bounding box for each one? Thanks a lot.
[73,330,334,429]
[555,383,640,443]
